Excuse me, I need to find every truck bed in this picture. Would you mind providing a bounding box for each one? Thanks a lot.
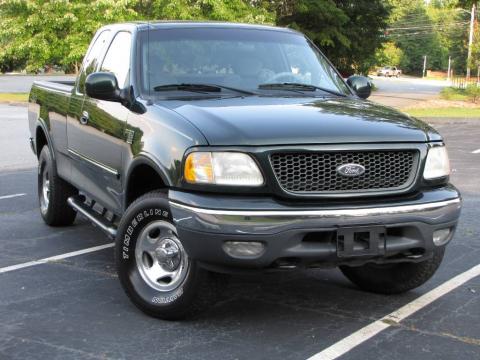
[28,80,76,159]
[32,80,75,93]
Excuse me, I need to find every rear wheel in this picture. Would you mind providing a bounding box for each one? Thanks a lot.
[38,146,77,226]
[340,247,445,294]
[115,191,224,320]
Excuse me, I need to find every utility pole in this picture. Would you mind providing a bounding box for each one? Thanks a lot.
[423,55,427,78]
[447,56,451,81]
[466,3,476,79]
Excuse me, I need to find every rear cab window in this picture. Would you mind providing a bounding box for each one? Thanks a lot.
[77,30,111,94]
[100,32,132,90]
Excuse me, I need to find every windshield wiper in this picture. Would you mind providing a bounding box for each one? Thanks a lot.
[258,83,346,97]
[153,83,256,95]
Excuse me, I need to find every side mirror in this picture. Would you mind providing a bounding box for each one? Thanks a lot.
[85,72,121,102]
[347,75,372,99]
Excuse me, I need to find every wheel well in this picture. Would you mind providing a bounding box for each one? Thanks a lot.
[126,164,167,207]
[36,127,48,158]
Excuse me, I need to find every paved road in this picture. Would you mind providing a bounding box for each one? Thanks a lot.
[0,106,37,171]
[0,104,479,359]
[370,76,447,109]
[0,75,74,93]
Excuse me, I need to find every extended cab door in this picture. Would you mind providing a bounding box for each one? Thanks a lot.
[67,31,132,212]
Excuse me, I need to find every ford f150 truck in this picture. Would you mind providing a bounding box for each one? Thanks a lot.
[28,22,461,319]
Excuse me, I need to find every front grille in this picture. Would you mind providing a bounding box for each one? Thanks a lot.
[270,150,418,194]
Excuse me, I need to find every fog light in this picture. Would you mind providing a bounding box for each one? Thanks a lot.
[222,241,265,258]
[433,228,452,246]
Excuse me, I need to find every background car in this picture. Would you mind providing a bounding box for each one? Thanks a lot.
[377,66,402,77]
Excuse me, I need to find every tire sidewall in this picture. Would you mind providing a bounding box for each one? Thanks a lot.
[38,146,54,220]
[115,194,201,315]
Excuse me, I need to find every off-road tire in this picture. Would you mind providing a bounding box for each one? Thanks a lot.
[339,247,445,294]
[38,145,77,226]
[115,191,224,320]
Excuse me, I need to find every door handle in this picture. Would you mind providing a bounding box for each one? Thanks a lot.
[80,111,89,125]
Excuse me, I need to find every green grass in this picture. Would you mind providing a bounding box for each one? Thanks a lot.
[403,107,480,118]
[440,87,469,101]
[0,93,28,102]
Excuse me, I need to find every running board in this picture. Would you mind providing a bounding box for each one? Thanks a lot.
[67,196,117,238]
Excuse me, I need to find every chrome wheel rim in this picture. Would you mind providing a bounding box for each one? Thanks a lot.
[40,169,50,214]
[135,220,189,292]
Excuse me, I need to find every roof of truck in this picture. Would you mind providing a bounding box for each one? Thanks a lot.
[103,21,299,34]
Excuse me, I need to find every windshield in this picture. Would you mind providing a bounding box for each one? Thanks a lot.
[139,27,350,97]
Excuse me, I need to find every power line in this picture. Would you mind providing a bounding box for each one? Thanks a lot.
[387,21,469,31]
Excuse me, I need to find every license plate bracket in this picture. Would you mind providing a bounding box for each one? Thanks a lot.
[337,226,386,258]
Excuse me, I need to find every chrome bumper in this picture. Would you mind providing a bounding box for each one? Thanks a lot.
[169,189,461,269]
[170,198,462,235]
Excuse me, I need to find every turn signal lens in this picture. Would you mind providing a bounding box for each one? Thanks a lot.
[184,152,263,186]
[184,152,214,184]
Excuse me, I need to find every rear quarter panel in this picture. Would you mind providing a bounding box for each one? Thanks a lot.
[28,81,73,157]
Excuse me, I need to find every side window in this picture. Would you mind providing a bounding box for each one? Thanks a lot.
[100,32,132,89]
[77,30,111,94]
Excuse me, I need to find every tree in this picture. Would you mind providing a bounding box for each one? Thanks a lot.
[375,42,404,67]
[0,0,273,73]
[146,0,273,23]
[380,0,475,75]
[0,0,140,73]
[275,0,390,75]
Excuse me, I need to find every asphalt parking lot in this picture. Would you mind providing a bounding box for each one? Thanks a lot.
[0,104,479,359]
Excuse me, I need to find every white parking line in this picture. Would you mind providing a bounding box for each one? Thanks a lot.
[472,149,480,154]
[0,243,114,274]
[307,263,480,360]
[0,193,26,200]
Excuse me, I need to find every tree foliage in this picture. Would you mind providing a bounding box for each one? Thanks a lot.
[275,0,390,75]
[0,0,272,73]
[377,0,476,75]
[0,0,476,76]
[375,42,404,67]
[0,0,140,72]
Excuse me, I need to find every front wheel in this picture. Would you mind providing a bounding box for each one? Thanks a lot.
[115,191,224,320]
[340,247,445,294]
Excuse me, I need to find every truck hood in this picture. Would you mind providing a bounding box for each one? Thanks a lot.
[159,96,440,146]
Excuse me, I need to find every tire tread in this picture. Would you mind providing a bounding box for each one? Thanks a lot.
[38,146,77,226]
[340,248,445,294]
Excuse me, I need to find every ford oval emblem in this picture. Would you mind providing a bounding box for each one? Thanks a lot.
[336,163,365,177]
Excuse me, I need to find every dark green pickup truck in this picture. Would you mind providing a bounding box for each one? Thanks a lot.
[28,22,461,319]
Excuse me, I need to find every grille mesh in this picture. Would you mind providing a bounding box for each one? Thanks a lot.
[270,151,417,193]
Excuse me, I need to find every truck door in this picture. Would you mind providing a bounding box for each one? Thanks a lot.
[67,31,132,212]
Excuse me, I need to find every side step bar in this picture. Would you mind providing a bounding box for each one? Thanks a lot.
[67,196,117,238]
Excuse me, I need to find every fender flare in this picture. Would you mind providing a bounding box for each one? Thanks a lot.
[123,154,173,210]
[35,117,56,162]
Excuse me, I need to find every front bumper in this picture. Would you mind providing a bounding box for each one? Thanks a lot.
[169,186,461,271]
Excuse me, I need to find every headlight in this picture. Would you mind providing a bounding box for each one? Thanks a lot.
[423,146,450,180]
[184,152,264,186]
